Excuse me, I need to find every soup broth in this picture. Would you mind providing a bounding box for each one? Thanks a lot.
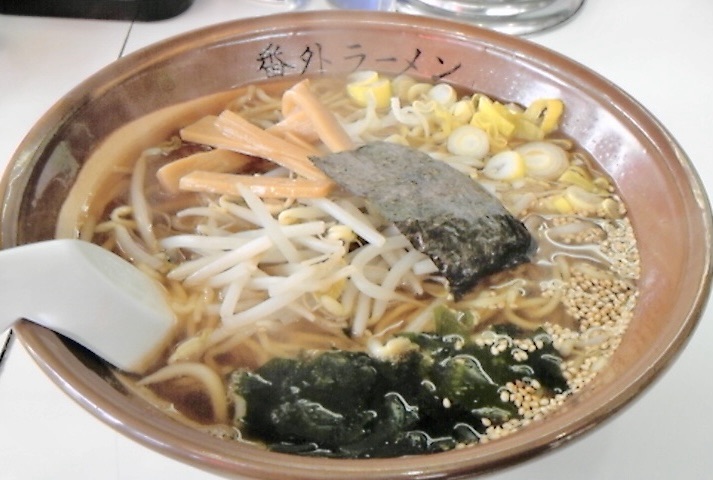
[57,73,639,456]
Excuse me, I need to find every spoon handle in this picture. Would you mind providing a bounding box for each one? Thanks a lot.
[0,242,54,332]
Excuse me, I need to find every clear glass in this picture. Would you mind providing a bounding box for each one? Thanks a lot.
[396,0,586,35]
[328,0,396,9]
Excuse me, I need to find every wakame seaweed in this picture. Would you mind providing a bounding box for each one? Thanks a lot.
[313,142,536,299]
[231,321,568,458]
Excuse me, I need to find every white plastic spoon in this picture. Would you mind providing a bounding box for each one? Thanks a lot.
[0,239,176,374]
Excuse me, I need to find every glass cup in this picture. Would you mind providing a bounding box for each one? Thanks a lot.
[396,0,586,35]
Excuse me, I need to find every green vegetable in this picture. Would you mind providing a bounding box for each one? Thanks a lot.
[231,321,568,458]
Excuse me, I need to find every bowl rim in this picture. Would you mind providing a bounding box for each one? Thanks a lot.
[5,9,713,479]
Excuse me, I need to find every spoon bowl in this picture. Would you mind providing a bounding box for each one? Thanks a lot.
[0,239,175,374]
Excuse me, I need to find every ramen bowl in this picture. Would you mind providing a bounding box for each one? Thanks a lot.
[1,10,710,480]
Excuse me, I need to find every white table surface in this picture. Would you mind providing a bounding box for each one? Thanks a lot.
[1,1,711,479]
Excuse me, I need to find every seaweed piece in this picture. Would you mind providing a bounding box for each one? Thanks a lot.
[313,142,536,298]
[433,304,476,337]
[231,323,568,458]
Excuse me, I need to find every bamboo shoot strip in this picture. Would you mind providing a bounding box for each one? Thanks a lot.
[267,108,320,143]
[313,142,537,299]
[216,110,327,180]
[179,171,333,199]
[282,79,355,153]
[157,149,256,194]
[179,114,326,181]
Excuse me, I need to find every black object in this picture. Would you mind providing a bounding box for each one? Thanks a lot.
[314,142,536,299]
[0,0,194,21]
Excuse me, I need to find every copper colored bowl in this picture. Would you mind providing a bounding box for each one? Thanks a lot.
[1,11,710,480]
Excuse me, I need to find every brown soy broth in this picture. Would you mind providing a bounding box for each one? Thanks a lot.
[150,377,217,424]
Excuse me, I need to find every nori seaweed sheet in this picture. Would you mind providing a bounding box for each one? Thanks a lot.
[313,142,536,298]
